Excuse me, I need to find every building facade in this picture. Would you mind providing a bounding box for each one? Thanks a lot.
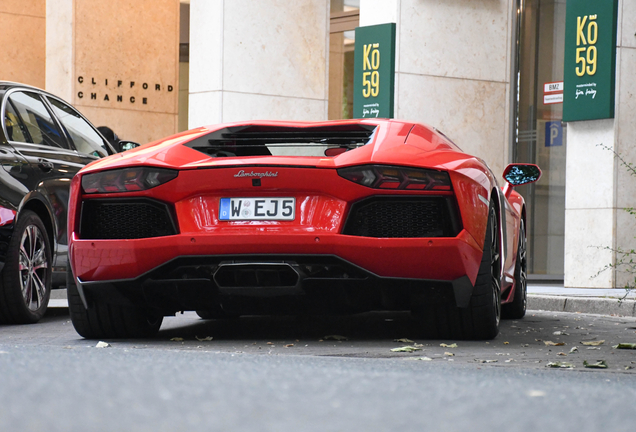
[1,0,633,289]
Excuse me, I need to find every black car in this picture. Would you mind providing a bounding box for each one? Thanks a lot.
[0,81,120,324]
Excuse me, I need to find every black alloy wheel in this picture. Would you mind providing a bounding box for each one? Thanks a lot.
[411,200,501,340]
[0,210,52,324]
[502,218,527,319]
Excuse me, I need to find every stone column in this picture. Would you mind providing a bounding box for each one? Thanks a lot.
[1,0,45,88]
[358,0,514,179]
[563,2,635,288]
[188,0,329,128]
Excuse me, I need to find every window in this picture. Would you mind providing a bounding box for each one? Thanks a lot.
[8,92,68,149]
[4,102,28,142]
[46,97,109,158]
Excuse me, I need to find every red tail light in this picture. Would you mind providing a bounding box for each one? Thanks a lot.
[338,165,452,191]
[81,167,178,194]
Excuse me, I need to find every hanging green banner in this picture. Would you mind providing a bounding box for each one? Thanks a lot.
[353,23,396,119]
[562,0,618,122]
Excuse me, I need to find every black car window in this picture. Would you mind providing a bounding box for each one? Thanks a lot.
[8,92,68,149]
[46,97,109,158]
[4,102,28,142]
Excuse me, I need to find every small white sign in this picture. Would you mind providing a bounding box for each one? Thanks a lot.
[544,93,564,105]
[544,81,564,94]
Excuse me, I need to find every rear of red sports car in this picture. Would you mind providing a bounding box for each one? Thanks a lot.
[67,119,526,340]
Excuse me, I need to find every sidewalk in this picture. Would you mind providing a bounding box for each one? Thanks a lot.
[528,284,636,317]
[51,285,636,317]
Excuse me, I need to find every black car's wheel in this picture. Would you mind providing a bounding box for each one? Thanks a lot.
[67,266,163,339]
[0,210,52,324]
[412,201,501,340]
[502,218,527,319]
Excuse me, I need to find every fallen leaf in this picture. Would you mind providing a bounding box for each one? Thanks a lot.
[583,360,608,369]
[546,361,575,368]
[503,342,509,345]
[569,347,578,354]
[440,343,458,348]
[587,347,601,350]
[324,335,348,341]
[413,343,424,348]
[405,357,433,361]
[95,341,111,348]
[581,340,604,346]
[394,338,414,343]
[284,344,294,348]
[613,343,636,349]
[478,359,498,363]
[557,352,567,356]
[444,352,455,356]
[170,337,184,342]
[391,346,422,353]
[195,336,213,341]
[267,342,274,345]
[544,341,565,346]
[553,331,569,336]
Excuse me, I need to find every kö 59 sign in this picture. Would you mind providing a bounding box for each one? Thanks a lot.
[353,23,396,119]
[563,0,618,122]
[362,43,380,98]
[574,14,598,77]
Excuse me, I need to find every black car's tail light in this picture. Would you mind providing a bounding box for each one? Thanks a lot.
[81,167,178,194]
[337,165,452,191]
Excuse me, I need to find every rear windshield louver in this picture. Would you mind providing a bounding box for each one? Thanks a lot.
[185,124,376,158]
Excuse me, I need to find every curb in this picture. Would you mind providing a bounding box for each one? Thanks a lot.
[528,294,636,317]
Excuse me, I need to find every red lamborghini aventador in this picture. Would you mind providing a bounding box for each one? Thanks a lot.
[66,119,540,340]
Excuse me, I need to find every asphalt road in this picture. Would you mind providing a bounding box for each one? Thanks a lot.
[1,308,636,431]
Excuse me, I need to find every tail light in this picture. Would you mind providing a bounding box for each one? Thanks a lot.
[81,167,178,194]
[337,165,452,191]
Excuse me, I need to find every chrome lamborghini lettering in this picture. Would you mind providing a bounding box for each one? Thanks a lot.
[234,170,278,178]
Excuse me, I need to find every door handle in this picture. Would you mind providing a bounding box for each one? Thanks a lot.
[38,159,54,172]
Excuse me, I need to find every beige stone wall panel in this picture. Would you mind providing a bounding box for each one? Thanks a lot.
[396,72,508,179]
[72,0,180,143]
[73,0,179,115]
[615,48,636,209]
[0,7,45,87]
[79,106,178,146]
[223,0,328,100]
[0,0,45,16]
[564,208,615,288]
[398,0,509,83]
[620,0,636,49]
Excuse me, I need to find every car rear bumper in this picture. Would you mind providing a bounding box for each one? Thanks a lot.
[70,229,482,283]
[75,254,477,315]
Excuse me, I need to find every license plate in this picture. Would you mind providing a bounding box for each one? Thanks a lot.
[219,197,295,221]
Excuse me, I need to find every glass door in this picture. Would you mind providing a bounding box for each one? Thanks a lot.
[513,0,567,278]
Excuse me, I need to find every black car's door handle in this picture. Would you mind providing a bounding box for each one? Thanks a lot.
[37,159,54,172]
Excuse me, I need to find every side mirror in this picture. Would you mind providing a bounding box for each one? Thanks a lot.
[502,163,542,198]
[118,141,140,152]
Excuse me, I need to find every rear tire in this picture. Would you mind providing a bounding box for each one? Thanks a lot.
[502,219,527,319]
[67,266,163,339]
[0,210,52,324]
[412,201,501,340]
